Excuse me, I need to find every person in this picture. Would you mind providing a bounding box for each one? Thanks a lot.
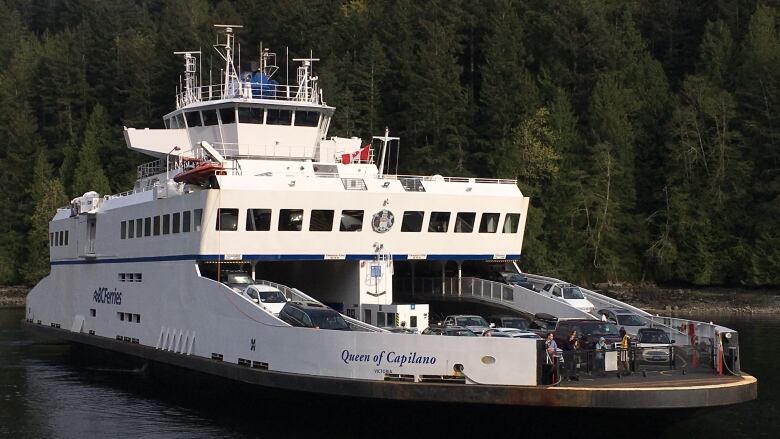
[545,332,559,383]
[595,336,608,375]
[619,327,631,374]
[564,330,580,380]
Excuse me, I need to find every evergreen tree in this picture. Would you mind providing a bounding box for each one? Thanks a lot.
[73,105,112,196]
[26,151,68,284]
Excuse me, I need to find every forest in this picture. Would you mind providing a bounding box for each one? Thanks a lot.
[0,0,779,287]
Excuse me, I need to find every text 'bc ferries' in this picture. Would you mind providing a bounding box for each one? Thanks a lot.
[24,25,756,408]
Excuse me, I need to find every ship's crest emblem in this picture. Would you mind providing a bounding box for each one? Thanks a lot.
[371,209,394,233]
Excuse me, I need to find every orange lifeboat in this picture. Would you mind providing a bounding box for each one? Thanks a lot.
[174,161,225,185]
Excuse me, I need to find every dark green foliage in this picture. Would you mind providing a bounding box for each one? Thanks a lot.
[1,0,779,287]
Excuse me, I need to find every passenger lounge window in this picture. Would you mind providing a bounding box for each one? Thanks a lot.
[194,209,203,232]
[266,109,292,125]
[202,109,219,126]
[128,219,135,238]
[428,212,451,233]
[182,211,191,233]
[454,212,476,233]
[247,208,272,231]
[503,213,521,233]
[185,111,202,127]
[401,211,424,232]
[219,107,236,124]
[136,219,142,237]
[340,210,364,232]
[172,212,181,233]
[163,214,171,235]
[238,107,263,124]
[121,221,126,239]
[144,217,151,236]
[309,210,334,231]
[64,231,68,245]
[294,111,320,127]
[217,208,239,231]
[479,213,500,233]
[279,209,303,231]
[153,216,161,236]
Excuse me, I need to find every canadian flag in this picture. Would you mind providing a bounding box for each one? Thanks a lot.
[341,145,371,164]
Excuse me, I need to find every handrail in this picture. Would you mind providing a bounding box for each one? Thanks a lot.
[176,81,319,108]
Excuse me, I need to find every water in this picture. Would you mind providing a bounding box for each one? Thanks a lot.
[1,307,776,438]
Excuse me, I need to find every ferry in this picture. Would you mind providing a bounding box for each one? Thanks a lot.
[24,25,756,408]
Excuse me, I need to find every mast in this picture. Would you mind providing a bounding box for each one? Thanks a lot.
[213,24,244,98]
[173,51,201,107]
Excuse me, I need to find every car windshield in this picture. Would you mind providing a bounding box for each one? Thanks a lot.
[226,273,253,285]
[562,286,585,299]
[583,323,619,337]
[309,310,350,330]
[617,314,645,326]
[639,331,670,344]
[258,290,286,303]
[501,318,529,329]
[502,273,526,283]
[456,316,488,327]
[448,329,476,336]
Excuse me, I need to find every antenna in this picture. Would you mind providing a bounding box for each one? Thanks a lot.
[174,51,201,107]
[292,56,320,101]
[212,24,244,98]
[374,127,400,178]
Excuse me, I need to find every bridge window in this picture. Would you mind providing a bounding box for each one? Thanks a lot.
[217,208,239,231]
[503,213,521,233]
[163,214,171,234]
[185,111,202,127]
[266,109,292,125]
[340,210,364,232]
[219,107,236,124]
[401,211,424,232]
[479,213,500,233]
[454,212,475,233]
[164,118,171,129]
[428,212,451,233]
[247,208,272,231]
[202,109,219,126]
[175,114,185,128]
[279,209,304,231]
[144,217,151,236]
[294,111,320,127]
[121,221,127,239]
[182,211,191,233]
[153,216,161,236]
[238,107,263,124]
[310,210,334,231]
[172,212,181,233]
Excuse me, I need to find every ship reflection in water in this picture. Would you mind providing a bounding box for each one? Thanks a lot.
[0,308,774,438]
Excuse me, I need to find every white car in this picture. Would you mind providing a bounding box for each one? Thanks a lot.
[636,328,675,364]
[242,284,288,315]
[482,328,541,339]
[541,283,595,313]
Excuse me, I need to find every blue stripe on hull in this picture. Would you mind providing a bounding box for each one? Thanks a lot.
[51,254,521,265]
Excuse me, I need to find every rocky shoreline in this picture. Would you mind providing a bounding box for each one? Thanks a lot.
[3,284,780,315]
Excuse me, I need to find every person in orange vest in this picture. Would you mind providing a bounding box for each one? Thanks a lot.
[619,327,631,374]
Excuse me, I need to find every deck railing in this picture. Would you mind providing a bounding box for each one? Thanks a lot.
[176,81,318,108]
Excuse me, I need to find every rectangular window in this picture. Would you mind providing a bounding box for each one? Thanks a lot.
[90,309,96,317]
[219,107,236,124]
[183,211,191,233]
[479,213,500,233]
[153,216,161,236]
[185,111,202,127]
[121,221,126,239]
[202,109,219,126]
[128,219,135,238]
[134,273,142,282]
[266,109,292,125]
[119,273,126,282]
[194,209,203,232]
[401,211,424,232]
[246,209,272,231]
[454,212,476,233]
[135,219,142,237]
[410,315,418,328]
[503,213,521,233]
[164,118,171,129]
[294,111,320,127]
[377,312,386,327]
[49,232,54,247]
[168,116,178,129]
[428,212,451,233]
[172,212,181,234]
[118,312,124,321]
[64,231,68,245]
[144,217,151,236]
[278,209,304,231]
[58,231,64,246]
[162,214,171,235]
[175,114,185,128]
[238,107,263,124]
[217,208,239,231]
[309,210,334,231]
[340,210,364,232]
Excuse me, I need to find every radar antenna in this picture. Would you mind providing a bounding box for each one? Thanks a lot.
[292,53,319,102]
[173,51,201,107]
[213,24,244,98]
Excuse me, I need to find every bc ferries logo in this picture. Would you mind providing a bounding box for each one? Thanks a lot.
[371,209,394,233]
[93,287,122,305]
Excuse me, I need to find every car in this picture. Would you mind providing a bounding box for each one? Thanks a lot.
[421,326,477,336]
[222,271,255,291]
[553,319,621,350]
[243,284,288,315]
[636,328,675,363]
[486,315,532,330]
[381,326,417,334]
[278,301,351,330]
[541,283,595,313]
[482,328,542,339]
[443,315,491,335]
[497,272,537,291]
[597,307,646,335]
